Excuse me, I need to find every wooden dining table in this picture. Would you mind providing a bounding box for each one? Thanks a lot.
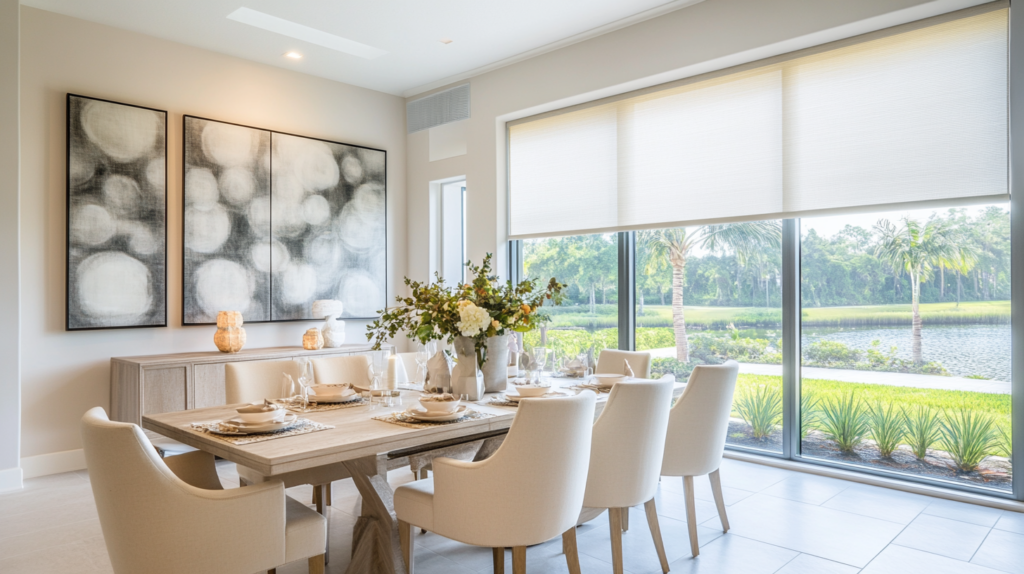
[143,378,686,574]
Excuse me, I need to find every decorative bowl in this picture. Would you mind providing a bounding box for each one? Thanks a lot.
[309,384,352,398]
[419,395,462,414]
[592,374,628,389]
[514,385,550,397]
[234,404,286,424]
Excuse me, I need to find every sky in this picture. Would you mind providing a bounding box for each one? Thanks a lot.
[800,202,1007,239]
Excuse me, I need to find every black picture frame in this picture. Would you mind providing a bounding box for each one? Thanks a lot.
[181,115,387,326]
[66,93,168,331]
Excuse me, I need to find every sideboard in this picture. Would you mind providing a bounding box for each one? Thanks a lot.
[110,343,393,426]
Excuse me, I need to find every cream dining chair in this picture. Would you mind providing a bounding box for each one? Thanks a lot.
[310,354,373,387]
[596,349,652,379]
[394,391,597,574]
[580,379,674,574]
[225,358,305,405]
[81,407,326,574]
[661,361,740,557]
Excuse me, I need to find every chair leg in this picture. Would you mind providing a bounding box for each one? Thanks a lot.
[622,507,629,532]
[562,527,582,574]
[419,467,429,480]
[683,476,699,557]
[644,498,670,573]
[512,546,527,574]
[312,484,321,507]
[609,508,624,574]
[709,469,729,532]
[308,554,325,574]
[493,547,505,574]
[399,520,414,574]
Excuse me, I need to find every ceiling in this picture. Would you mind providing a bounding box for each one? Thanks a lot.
[22,0,705,97]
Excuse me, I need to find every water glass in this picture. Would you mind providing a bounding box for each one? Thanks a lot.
[368,353,386,391]
[534,347,548,373]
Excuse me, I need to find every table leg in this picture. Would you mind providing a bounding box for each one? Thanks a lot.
[343,457,406,574]
[314,484,330,565]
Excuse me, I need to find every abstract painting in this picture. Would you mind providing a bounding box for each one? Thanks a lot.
[66,94,167,330]
[182,117,386,324]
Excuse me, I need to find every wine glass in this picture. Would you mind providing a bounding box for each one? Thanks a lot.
[415,342,432,385]
[368,353,386,391]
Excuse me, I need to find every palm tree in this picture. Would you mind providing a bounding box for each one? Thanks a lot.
[874,217,964,365]
[645,222,781,361]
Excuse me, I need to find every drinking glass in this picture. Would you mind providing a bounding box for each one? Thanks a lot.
[415,342,431,384]
[368,353,386,391]
[533,347,548,373]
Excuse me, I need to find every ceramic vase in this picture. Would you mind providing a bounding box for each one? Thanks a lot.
[482,334,511,393]
[302,328,324,350]
[213,311,246,353]
[322,316,346,348]
[450,336,484,400]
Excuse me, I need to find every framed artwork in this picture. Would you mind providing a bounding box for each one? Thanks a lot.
[66,94,167,330]
[182,116,386,325]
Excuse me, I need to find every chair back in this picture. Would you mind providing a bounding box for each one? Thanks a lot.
[433,391,596,547]
[584,380,674,509]
[596,349,652,378]
[661,361,739,477]
[80,407,284,573]
[225,359,304,404]
[396,352,420,382]
[310,355,371,387]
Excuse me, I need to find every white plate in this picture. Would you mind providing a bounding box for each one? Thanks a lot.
[590,374,628,389]
[404,405,470,422]
[219,414,299,434]
[314,393,360,404]
[507,390,569,401]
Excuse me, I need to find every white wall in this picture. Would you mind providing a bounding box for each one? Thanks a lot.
[405,0,985,283]
[0,0,22,492]
[18,7,407,471]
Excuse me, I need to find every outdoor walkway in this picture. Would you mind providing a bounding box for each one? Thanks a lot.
[647,347,1010,394]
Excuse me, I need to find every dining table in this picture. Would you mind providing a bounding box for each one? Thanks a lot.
[142,376,686,574]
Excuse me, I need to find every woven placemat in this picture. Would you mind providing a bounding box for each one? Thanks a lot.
[189,418,334,445]
[275,397,367,413]
[372,409,495,429]
[487,398,520,407]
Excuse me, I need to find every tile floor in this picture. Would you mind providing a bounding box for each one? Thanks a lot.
[2,457,1024,574]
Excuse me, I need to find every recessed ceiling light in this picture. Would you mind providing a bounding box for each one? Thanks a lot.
[228,7,388,60]
[285,51,302,59]
[439,38,453,45]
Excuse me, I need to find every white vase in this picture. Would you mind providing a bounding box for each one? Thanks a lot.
[322,316,346,348]
[451,336,484,400]
[482,334,511,393]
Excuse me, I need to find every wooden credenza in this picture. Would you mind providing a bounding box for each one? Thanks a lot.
[110,343,393,426]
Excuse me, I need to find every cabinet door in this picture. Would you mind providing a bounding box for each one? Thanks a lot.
[194,363,227,408]
[142,366,189,415]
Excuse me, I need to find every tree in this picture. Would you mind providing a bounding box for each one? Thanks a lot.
[874,216,964,365]
[646,222,781,361]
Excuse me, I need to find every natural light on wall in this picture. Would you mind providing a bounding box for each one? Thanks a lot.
[507,6,1008,239]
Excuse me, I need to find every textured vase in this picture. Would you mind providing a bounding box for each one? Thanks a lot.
[482,334,511,393]
[450,336,484,400]
[302,328,324,350]
[213,311,246,353]
[322,316,346,348]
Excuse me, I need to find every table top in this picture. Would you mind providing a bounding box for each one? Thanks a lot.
[142,378,685,476]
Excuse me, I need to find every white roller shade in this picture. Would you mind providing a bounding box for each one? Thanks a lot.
[508,5,1007,239]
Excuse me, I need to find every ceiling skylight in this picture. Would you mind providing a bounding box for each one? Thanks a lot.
[227,7,388,60]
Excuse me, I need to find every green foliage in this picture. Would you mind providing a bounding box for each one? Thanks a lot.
[940,409,998,472]
[804,340,863,368]
[801,392,820,440]
[995,424,1012,458]
[866,403,905,458]
[819,392,869,453]
[649,357,703,381]
[902,405,942,460]
[734,385,783,439]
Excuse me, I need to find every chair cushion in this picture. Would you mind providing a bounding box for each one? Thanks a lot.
[394,478,435,531]
[284,495,327,563]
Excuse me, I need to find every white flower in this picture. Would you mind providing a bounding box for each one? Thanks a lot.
[457,301,491,337]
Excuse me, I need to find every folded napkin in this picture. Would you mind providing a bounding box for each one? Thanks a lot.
[236,399,281,413]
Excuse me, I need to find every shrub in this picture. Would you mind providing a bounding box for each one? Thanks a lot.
[995,424,1012,458]
[735,385,783,440]
[804,340,862,368]
[902,405,941,460]
[866,403,905,458]
[801,392,820,440]
[820,392,869,453]
[939,409,998,472]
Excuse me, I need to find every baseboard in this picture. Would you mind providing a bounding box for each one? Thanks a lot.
[21,449,86,479]
[0,466,23,493]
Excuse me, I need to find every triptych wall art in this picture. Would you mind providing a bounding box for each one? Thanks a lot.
[182,116,387,325]
[66,94,167,330]
[65,94,387,331]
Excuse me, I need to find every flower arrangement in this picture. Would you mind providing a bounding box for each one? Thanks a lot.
[366,253,564,367]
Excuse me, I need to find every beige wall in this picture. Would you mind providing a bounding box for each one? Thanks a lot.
[0,0,21,489]
[19,7,407,465]
[405,0,981,284]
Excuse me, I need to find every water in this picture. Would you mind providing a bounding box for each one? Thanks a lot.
[802,324,1010,382]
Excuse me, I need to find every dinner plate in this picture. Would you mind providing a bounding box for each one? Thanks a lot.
[404,405,470,422]
[314,393,360,404]
[217,414,300,435]
[507,390,570,401]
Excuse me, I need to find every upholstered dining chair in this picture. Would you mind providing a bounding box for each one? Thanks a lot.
[396,352,421,383]
[310,354,372,387]
[225,358,306,405]
[596,349,652,379]
[579,380,674,574]
[661,360,740,557]
[394,391,597,574]
[81,407,326,574]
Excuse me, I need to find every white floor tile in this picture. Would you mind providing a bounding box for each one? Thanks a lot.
[660,474,756,507]
[715,459,793,492]
[760,473,853,506]
[994,510,1024,535]
[891,514,991,561]
[861,545,1004,574]
[821,484,932,525]
[665,533,798,574]
[715,493,904,567]
[774,553,860,574]
[970,528,1024,573]
[653,486,722,526]
[922,499,1004,528]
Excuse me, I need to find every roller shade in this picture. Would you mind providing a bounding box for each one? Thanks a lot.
[508,4,1008,239]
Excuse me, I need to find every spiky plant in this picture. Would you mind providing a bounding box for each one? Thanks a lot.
[995,424,1012,459]
[902,405,941,460]
[939,409,998,472]
[801,392,820,441]
[820,392,868,453]
[866,402,905,458]
[735,385,782,440]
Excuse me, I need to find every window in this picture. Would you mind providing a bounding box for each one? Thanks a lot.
[440,180,465,284]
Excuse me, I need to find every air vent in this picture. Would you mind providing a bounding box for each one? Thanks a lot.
[407,84,470,134]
